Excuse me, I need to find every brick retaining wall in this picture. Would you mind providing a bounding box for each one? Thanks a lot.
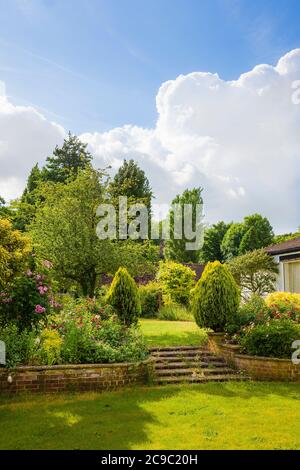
[0,358,154,394]
[214,342,300,381]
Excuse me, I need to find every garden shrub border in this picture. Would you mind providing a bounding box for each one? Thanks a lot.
[0,357,155,394]
[208,333,300,381]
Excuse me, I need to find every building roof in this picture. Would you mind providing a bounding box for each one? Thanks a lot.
[266,236,300,256]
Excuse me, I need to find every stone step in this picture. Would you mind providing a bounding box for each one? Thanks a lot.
[154,374,247,385]
[153,355,225,363]
[154,361,226,369]
[155,367,234,377]
[150,346,209,352]
[152,351,216,358]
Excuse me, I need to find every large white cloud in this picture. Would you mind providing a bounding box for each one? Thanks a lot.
[1,50,300,232]
[0,81,65,201]
[81,49,300,233]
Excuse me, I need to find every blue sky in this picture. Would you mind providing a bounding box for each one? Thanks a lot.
[1,0,300,134]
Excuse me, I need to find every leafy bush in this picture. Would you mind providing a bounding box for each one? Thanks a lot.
[239,319,300,358]
[106,268,141,326]
[60,295,113,321]
[139,282,163,318]
[0,272,51,330]
[156,261,195,306]
[157,302,193,321]
[0,323,36,368]
[36,328,62,365]
[58,315,147,364]
[225,294,270,335]
[265,292,300,322]
[228,249,279,299]
[192,261,240,332]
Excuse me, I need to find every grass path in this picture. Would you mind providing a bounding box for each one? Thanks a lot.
[139,319,207,347]
[1,382,300,449]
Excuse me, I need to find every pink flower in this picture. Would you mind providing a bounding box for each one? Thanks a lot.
[26,270,33,277]
[35,305,46,314]
[42,260,53,269]
[38,286,48,295]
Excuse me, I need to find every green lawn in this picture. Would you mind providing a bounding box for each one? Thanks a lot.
[1,382,300,449]
[139,319,207,347]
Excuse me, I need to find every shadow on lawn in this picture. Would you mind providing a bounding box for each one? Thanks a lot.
[0,386,181,450]
[1,382,300,450]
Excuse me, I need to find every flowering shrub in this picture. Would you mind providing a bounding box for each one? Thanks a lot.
[36,328,62,365]
[225,294,271,336]
[0,260,62,330]
[265,292,300,322]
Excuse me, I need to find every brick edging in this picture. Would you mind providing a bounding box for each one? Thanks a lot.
[209,340,300,381]
[0,357,155,394]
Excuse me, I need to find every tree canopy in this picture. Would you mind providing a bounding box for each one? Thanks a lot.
[164,187,204,263]
[42,132,93,183]
[0,219,31,289]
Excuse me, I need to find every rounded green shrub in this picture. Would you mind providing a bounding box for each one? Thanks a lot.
[239,319,300,358]
[157,261,196,306]
[106,267,141,326]
[139,282,163,318]
[192,261,240,332]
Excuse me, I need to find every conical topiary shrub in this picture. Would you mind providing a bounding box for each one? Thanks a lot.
[192,261,240,332]
[106,267,141,327]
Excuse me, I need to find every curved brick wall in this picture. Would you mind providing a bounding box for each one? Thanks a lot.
[0,358,154,394]
[214,342,300,382]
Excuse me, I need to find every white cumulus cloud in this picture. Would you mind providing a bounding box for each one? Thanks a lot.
[82,49,300,233]
[0,81,65,201]
[1,50,300,233]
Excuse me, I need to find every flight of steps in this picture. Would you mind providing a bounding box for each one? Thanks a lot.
[151,346,247,385]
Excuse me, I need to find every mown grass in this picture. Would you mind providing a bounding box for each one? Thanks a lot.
[139,319,207,347]
[1,382,300,449]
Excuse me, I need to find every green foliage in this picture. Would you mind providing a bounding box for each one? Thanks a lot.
[139,282,162,318]
[114,240,160,278]
[221,214,274,260]
[12,164,44,231]
[0,323,36,368]
[108,159,153,239]
[164,187,204,263]
[201,221,231,263]
[30,168,113,297]
[192,261,240,332]
[109,159,153,211]
[157,302,193,321]
[0,270,53,330]
[0,219,31,289]
[239,214,274,255]
[106,268,141,326]
[157,261,196,306]
[273,232,300,244]
[239,319,300,358]
[0,299,148,367]
[228,249,279,299]
[37,328,62,365]
[221,223,245,261]
[43,132,92,183]
[225,294,270,335]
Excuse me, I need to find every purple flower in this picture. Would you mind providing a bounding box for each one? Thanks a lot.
[35,305,46,314]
